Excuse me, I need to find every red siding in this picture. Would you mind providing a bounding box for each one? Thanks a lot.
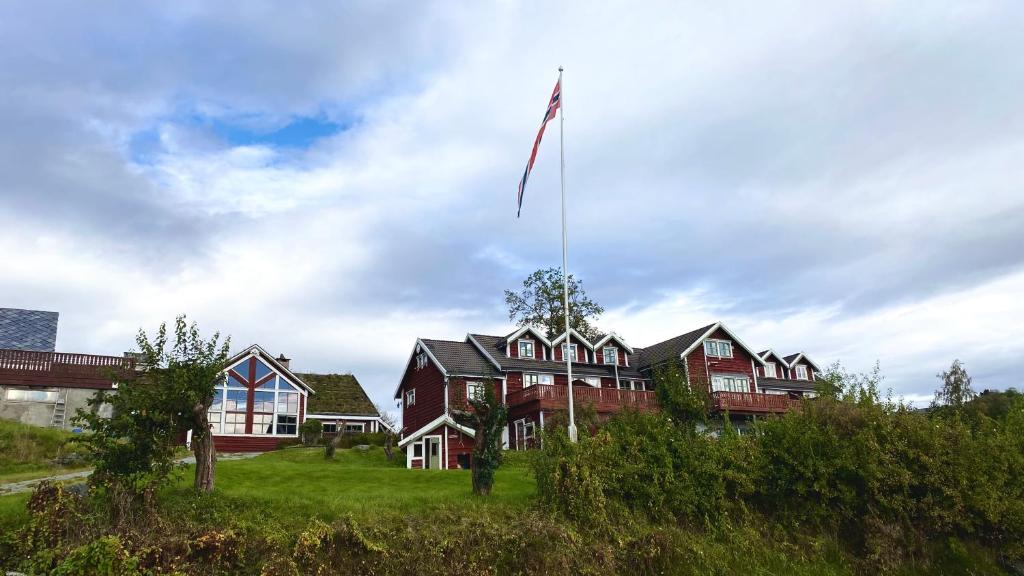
[398,354,446,436]
[553,334,590,363]
[442,424,474,470]
[689,328,758,393]
[506,372,524,396]
[791,361,815,382]
[594,345,628,367]
[509,335,547,360]
[212,435,282,452]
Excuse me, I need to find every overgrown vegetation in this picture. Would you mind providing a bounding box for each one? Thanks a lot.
[534,362,1024,573]
[451,377,508,495]
[0,420,89,483]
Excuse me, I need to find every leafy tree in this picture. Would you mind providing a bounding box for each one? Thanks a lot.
[451,378,508,495]
[652,360,708,432]
[504,267,605,340]
[300,419,323,446]
[74,316,230,495]
[933,359,976,411]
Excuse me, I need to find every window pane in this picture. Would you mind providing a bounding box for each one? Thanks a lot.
[209,389,224,411]
[224,412,246,434]
[277,392,298,414]
[254,360,272,382]
[276,415,297,435]
[252,413,274,435]
[226,390,248,412]
[539,374,553,385]
[228,373,247,388]
[721,342,733,357]
[207,411,222,433]
[604,347,617,365]
[278,379,299,392]
[322,423,337,433]
[704,341,716,356]
[257,376,276,390]
[253,391,274,412]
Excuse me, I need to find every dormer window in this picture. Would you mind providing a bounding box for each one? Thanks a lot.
[704,339,733,358]
[795,365,808,380]
[603,346,618,365]
[764,362,777,378]
[518,340,534,359]
[405,389,416,406]
[561,343,578,362]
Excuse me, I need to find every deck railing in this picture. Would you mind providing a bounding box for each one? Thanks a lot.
[0,349,134,381]
[506,384,658,410]
[710,391,802,413]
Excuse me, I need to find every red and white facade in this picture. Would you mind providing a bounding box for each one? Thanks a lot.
[394,322,822,469]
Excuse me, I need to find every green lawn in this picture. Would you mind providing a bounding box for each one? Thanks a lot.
[161,446,535,527]
[0,419,90,484]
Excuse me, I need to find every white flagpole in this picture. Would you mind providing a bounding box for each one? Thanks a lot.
[559,65,577,443]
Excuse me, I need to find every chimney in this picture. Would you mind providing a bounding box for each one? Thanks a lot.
[276,354,291,370]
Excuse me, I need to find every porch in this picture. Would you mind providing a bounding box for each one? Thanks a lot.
[506,383,658,415]
[0,349,134,389]
[710,391,802,414]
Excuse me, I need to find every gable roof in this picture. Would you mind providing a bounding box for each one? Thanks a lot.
[783,352,822,371]
[550,328,595,350]
[224,344,314,394]
[635,323,716,368]
[397,414,475,448]
[471,333,644,378]
[299,373,379,416]
[759,349,787,364]
[0,308,59,352]
[421,338,497,376]
[503,326,552,347]
[594,333,634,354]
[758,377,817,392]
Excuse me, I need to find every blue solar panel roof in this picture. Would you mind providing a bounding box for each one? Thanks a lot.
[0,308,59,352]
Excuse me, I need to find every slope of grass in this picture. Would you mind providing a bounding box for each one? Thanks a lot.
[161,446,535,528]
[0,419,89,483]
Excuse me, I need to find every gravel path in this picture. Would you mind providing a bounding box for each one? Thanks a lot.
[0,452,262,495]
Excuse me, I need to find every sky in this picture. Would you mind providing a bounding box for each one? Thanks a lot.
[1,1,1022,415]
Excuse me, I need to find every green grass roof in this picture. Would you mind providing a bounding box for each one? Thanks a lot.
[298,373,379,416]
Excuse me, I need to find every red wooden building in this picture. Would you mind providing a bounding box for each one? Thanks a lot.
[394,322,822,469]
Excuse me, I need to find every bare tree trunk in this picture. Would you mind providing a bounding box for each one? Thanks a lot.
[383,432,394,461]
[193,404,216,492]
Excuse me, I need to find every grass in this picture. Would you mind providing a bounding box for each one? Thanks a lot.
[161,446,535,527]
[0,419,90,483]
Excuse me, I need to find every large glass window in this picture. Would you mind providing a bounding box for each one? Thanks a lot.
[224,412,246,434]
[518,340,534,358]
[253,391,275,412]
[225,389,247,412]
[209,365,304,436]
[207,411,222,433]
[4,388,59,402]
[253,359,272,381]
[278,392,298,414]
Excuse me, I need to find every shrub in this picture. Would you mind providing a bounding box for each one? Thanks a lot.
[299,420,322,446]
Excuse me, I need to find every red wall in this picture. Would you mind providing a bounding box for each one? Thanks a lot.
[212,435,282,452]
[509,335,545,360]
[398,354,446,435]
[685,329,757,393]
[790,360,816,381]
[553,334,590,363]
[594,345,628,366]
[506,371,524,396]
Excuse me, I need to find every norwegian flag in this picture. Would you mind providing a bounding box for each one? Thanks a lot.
[517,78,561,217]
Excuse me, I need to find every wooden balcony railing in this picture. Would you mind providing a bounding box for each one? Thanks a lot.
[0,349,135,389]
[711,391,802,414]
[506,384,658,413]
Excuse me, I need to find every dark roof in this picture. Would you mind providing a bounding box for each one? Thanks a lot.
[758,377,817,392]
[759,350,769,356]
[422,339,497,375]
[635,323,716,369]
[299,373,380,416]
[783,353,801,364]
[0,308,58,352]
[470,333,644,378]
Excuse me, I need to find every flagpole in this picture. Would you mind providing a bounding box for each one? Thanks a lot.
[558,65,577,443]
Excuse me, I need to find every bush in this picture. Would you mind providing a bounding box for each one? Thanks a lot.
[332,432,387,449]
[299,420,322,446]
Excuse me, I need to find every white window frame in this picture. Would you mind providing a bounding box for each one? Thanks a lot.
[210,369,302,437]
[523,373,539,387]
[796,365,809,380]
[518,339,535,359]
[561,343,578,362]
[4,388,59,403]
[764,362,777,378]
[466,380,485,400]
[704,339,734,358]
[415,352,428,370]
[583,376,601,387]
[406,388,416,406]
[603,346,618,365]
[711,375,750,393]
[344,422,366,433]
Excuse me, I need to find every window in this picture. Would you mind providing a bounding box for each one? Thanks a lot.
[252,413,274,435]
[711,376,749,393]
[207,411,222,433]
[518,340,534,358]
[224,412,246,434]
[704,339,733,358]
[764,362,777,378]
[415,352,428,370]
[796,365,808,380]
[322,422,337,434]
[467,381,485,400]
[634,381,646,391]
[561,343,578,362]
[413,443,423,458]
[618,379,630,389]
[538,374,553,385]
[344,423,365,433]
[523,373,539,387]
[209,390,224,411]
[277,392,299,414]
[253,391,275,412]
[601,345,618,364]
[405,389,416,406]
[584,377,601,387]
[276,415,297,435]
[4,388,58,402]
[225,389,247,412]
[523,421,536,439]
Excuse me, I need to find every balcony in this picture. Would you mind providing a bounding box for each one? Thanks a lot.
[711,391,802,414]
[506,384,658,415]
[0,349,135,389]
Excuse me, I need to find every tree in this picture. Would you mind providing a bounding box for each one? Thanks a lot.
[504,267,605,341]
[75,316,230,495]
[451,378,508,495]
[933,359,975,411]
[652,360,708,432]
[375,405,400,461]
